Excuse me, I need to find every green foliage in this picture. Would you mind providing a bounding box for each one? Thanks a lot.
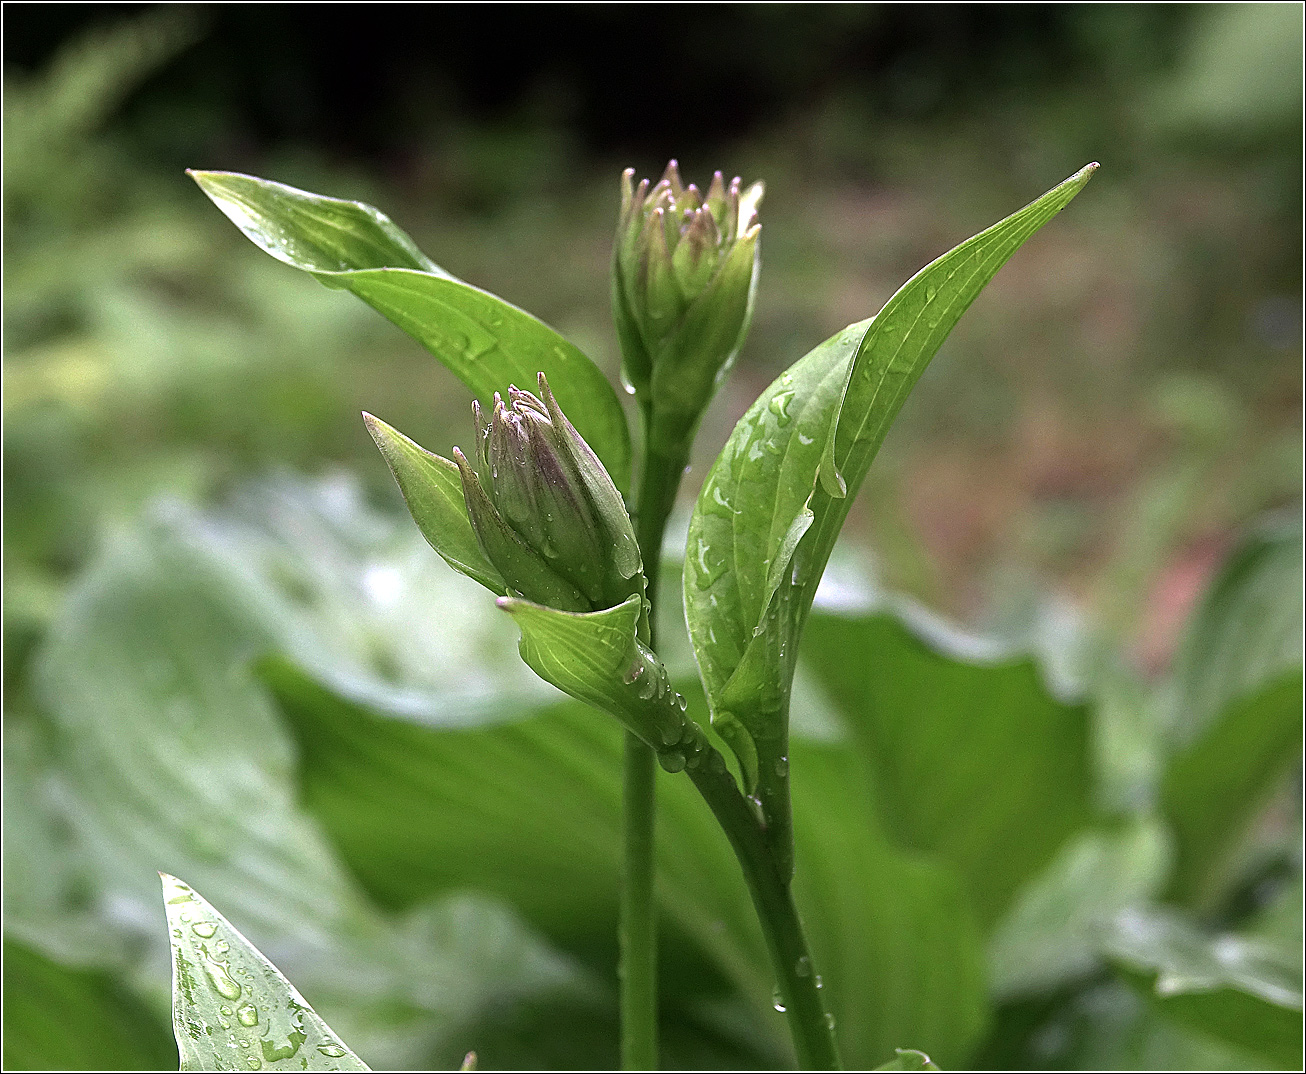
[189,171,631,493]
[162,874,368,1072]
[4,22,1299,1067]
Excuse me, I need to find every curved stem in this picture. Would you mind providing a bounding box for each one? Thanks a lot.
[686,750,842,1070]
[619,406,690,1070]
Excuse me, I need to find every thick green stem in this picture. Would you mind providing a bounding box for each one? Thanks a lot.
[619,406,690,1069]
[686,750,842,1070]
[620,731,657,1070]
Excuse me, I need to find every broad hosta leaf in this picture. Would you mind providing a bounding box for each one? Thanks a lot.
[362,413,505,593]
[1164,513,1303,746]
[27,491,596,1069]
[263,656,990,1069]
[873,1048,941,1071]
[988,817,1171,997]
[163,873,367,1072]
[2,939,176,1072]
[684,165,1098,856]
[189,171,631,491]
[802,604,1095,928]
[1102,908,1303,1069]
[1160,515,1304,908]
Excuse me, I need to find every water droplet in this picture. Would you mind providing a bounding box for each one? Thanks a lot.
[179,912,192,923]
[795,955,810,977]
[772,986,787,1013]
[925,284,937,302]
[216,941,229,953]
[815,975,824,989]
[236,1003,259,1027]
[318,1044,347,1058]
[239,1039,250,1048]
[191,921,217,939]
[825,1012,837,1029]
[623,662,645,685]
[676,693,687,712]
[202,957,242,1001]
[220,1007,233,1017]
[659,751,687,773]
[769,389,795,425]
[245,1057,262,1070]
[774,756,790,778]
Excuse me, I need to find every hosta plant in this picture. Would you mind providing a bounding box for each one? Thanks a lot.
[174,158,1100,1071]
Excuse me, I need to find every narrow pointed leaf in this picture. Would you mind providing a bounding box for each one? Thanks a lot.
[685,165,1097,808]
[162,873,368,1072]
[190,171,631,491]
[363,414,505,594]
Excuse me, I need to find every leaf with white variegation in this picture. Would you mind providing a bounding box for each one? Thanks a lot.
[163,873,368,1072]
[189,170,631,492]
[684,164,1098,872]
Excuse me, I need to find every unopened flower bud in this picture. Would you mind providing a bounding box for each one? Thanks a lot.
[455,373,644,612]
[612,160,763,428]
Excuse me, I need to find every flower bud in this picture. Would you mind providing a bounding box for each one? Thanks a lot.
[455,373,644,612]
[612,160,763,425]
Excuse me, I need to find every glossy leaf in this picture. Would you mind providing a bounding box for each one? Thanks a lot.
[162,873,368,1072]
[263,657,990,1069]
[684,165,1098,836]
[28,489,601,1069]
[988,817,1171,997]
[1102,908,1303,1068]
[802,604,1095,927]
[189,171,631,491]
[1160,515,1304,907]
[873,1048,941,1071]
[362,413,505,593]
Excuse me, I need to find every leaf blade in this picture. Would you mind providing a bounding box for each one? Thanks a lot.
[685,165,1098,817]
[162,873,369,1072]
[190,171,631,491]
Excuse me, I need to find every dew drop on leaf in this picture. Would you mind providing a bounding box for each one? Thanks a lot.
[236,1003,259,1027]
[191,921,217,938]
[772,986,787,1013]
[795,954,810,977]
[318,1044,347,1058]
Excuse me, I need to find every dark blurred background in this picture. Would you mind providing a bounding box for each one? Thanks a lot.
[5,2,1302,683]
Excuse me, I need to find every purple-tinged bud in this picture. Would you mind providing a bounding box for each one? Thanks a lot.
[456,373,644,612]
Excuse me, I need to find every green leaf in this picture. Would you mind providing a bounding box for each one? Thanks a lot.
[988,817,1171,997]
[189,171,631,492]
[873,1048,941,1071]
[263,658,991,1069]
[28,492,601,1069]
[163,873,368,1072]
[684,165,1098,837]
[1164,513,1303,746]
[2,939,176,1072]
[802,604,1095,927]
[362,413,505,593]
[1160,515,1304,908]
[1102,908,1303,1068]
[498,594,688,752]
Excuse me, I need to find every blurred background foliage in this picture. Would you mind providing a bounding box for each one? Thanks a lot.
[3,4,1301,1071]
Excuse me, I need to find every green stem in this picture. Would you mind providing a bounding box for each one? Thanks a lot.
[619,407,690,1070]
[621,731,657,1070]
[685,748,842,1070]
